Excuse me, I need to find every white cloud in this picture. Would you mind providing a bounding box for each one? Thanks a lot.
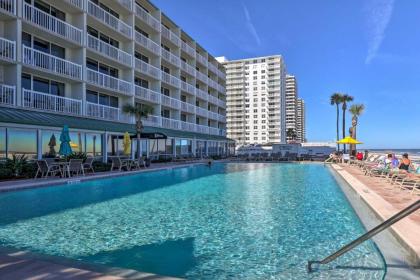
[365,0,395,64]
[242,2,261,46]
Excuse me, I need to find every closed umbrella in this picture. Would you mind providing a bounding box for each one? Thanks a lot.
[59,125,73,156]
[123,132,131,155]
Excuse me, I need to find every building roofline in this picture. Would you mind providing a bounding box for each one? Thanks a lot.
[217,54,283,63]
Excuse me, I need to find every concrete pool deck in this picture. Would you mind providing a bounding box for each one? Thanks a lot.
[332,164,420,267]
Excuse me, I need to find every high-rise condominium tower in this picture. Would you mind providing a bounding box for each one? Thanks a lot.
[217,55,286,146]
[0,0,234,160]
[296,98,306,142]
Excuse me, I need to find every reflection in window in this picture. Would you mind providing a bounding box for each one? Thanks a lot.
[0,128,5,158]
[165,139,173,155]
[86,133,102,157]
[8,128,37,159]
[69,132,84,153]
[41,130,61,158]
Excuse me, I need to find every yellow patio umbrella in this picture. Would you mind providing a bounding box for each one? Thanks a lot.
[123,132,131,155]
[336,136,363,145]
[69,142,79,149]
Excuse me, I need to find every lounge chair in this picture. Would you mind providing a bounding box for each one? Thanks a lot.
[67,159,84,177]
[110,157,129,171]
[130,157,147,169]
[83,157,95,174]
[35,160,61,178]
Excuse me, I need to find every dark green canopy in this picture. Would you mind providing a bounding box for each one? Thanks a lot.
[0,107,232,141]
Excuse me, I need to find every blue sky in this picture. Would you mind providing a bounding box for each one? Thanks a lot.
[153,0,420,149]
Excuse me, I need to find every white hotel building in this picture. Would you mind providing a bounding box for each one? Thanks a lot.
[217,55,286,146]
[0,0,234,160]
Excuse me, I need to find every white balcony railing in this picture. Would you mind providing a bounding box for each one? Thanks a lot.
[65,0,83,10]
[196,124,209,134]
[161,72,181,88]
[87,34,132,67]
[0,84,15,106]
[181,81,195,95]
[218,84,226,93]
[181,41,195,57]
[22,89,82,115]
[180,121,196,132]
[208,78,219,90]
[195,88,208,101]
[134,4,160,32]
[86,102,129,122]
[22,46,82,80]
[23,3,82,45]
[117,0,132,10]
[162,117,180,130]
[161,25,181,47]
[196,107,208,117]
[161,49,181,67]
[208,62,218,74]
[0,37,15,61]
[180,61,195,76]
[134,86,161,104]
[134,31,160,55]
[0,0,15,15]
[161,94,181,109]
[207,111,218,120]
[207,94,219,105]
[142,115,161,127]
[196,71,208,84]
[135,59,161,79]
[87,1,132,38]
[86,68,132,95]
[180,101,195,114]
[196,53,207,66]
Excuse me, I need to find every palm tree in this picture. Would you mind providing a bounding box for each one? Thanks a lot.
[349,103,365,155]
[330,93,343,151]
[286,128,297,143]
[122,103,154,161]
[340,94,354,153]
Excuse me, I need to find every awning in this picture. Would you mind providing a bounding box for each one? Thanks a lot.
[0,107,232,141]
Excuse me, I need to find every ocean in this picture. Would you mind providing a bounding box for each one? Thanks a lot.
[368,149,420,157]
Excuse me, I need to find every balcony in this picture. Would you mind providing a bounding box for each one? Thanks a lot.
[161,49,180,67]
[218,114,226,123]
[162,117,180,130]
[0,0,15,15]
[22,89,82,115]
[23,3,82,45]
[135,31,160,56]
[180,101,195,114]
[117,0,132,10]
[218,84,226,93]
[207,94,218,105]
[87,34,132,67]
[196,53,207,67]
[86,69,132,95]
[181,41,195,57]
[217,99,226,108]
[87,0,132,38]
[207,78,219,90]
[161,72,181,88]
[196,124,209,134]
[134,4,160,32]
[180,61,195,76]
[86,102,132,123]
[207,111,218,120]
[196,107,208,118]
[180,81,195,95]
[0,37,15,61]
[161,25,181,47]
[195,71,208,84]
[22,46,82,80]
[208,62,218,74]
[142,115,161,127]
[64,0,83,10]
[134,59,161,80]
[180,121,196,132]
[0,84,15,106]
[134,86,161,104]
[195,88,208,101]
[161,94,181,110]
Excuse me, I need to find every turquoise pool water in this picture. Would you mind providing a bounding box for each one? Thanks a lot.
[0,163,385,279]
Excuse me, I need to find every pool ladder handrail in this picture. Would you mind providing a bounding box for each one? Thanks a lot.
[307,199,420,272]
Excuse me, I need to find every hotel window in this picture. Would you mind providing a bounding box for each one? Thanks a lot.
[161,87,170,96]
[86,90,118,108]
[86,133,102,157]
[161,65,170,74]
[181,114,187,122]
[161,109,170,118]
[87,26,119,48]
[8,128,37,159]
[22,33,65,59]
[135,52,149,63]
[91,0,119,18]
[135,77,149,88]
[86,59,119,78]
[22,74,64,96]
[33,0,65,21]
[135,26,149,38]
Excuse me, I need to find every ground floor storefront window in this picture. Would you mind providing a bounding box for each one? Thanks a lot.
[8,128,37,159]
[0,128,5,158]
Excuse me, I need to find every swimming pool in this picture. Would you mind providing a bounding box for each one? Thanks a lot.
[0,163,385,279]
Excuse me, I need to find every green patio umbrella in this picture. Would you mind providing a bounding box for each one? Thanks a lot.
[59,125,73,156]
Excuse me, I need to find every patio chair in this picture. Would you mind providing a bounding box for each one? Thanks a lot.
[67,159,84,177]
[35,160,61,178]
[83,157,95,174]
[110,157,129,171]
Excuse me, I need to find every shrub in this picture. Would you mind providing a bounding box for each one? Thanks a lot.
[5,154,28,177]
[66,152,87,162]
[22,162,37,178]
[92,161,112,172]
[0,167,13,180]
